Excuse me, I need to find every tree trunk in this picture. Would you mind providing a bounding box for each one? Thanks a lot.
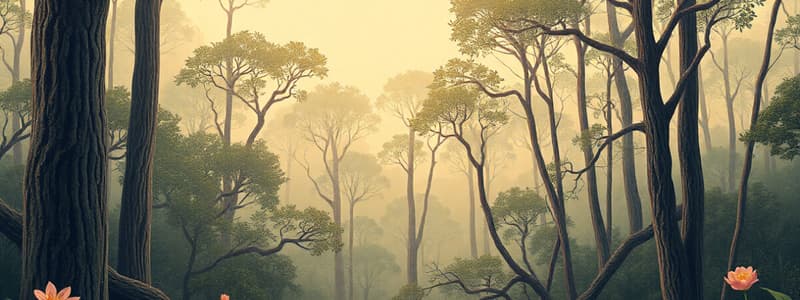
[21,1,110,299]
[10,0,26,165]
[117,0,161,283]
[677,2,704,298]
[606,1,644,233]
[698,66,713,152]
[605,74,614,245]
[720,35,738,192]
[332,145,346,300]
[721,2,781,298]
[574,31,610,267]
[405,129,418,287]
[467,167,477,258]
[348,202,355,300]
[634,2,691,297]
[108,0,117,90]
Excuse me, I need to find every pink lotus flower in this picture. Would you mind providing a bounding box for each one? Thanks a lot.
[724,266,760,291]
[220,294,229,300]
[33,281,79,300]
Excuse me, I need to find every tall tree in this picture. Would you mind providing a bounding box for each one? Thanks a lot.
[376,70,437,288]
[295,83,378,300]
[337,153,387,300]
[677,0,705,298]
[724,2,783,298]
[176,30,326,224]
[116,0,161,283]
[21,0,110,299]
[442,143,478,258]
[605,1,644,233]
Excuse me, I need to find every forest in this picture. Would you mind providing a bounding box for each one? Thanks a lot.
[0,0,799,299]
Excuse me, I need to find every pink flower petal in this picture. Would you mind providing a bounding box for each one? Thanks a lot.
[58,286,72,300]
[33,290,47,300]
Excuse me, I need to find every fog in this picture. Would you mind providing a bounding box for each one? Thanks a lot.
[1,0,799,299]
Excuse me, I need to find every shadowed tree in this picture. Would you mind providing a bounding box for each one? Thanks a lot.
[294,83,378,300]
[116,0,162,284]
[20,0,110,299]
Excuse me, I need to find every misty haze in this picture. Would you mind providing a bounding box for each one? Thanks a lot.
[0,0,799,300]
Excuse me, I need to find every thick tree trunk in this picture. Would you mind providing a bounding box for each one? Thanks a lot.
[574,32,610,267]
[21,1,111,299]
[467,167,477,258]
[677,2,705,298]
[634,2,691,298]
[606,2,644,233]
[405,129,418,287]
[117,0,161,283]
[721,2,781,299]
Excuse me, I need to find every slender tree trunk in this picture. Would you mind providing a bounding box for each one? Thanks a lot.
[721,2,781,299]
[574,29,610,267]
[606,1,644,233]
[10,0,26,165]
[332,144,345,300]
[482,176,491,256]
[21,1,110,299]
[720,34,738,192]
[677,2,705,298]
[348,202,355,300]
[220,7,236,234]
[117,0,161,283]
[108,0,117,90]
[605,74,614,244]
[698,66,713,152]
[762,84,772,174]
[405,129,418,287]
[181,239,197,300]
[467,167,478,258]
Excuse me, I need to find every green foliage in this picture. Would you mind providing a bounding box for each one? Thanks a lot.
[430,255,513,297]
[106,86,132,132]
[572,123,607,151]
[777,14,800,50]
[176,31,327,101]
[449,0,584,56]
[194,254,297,300]
[493,187,547,241]
[430,58,503,90]
[761,287,793,300]
[392,284,425,300]
[0,79,31,114]
[378,134,425,167]
[743,75,800,160]
[263,205,343,255]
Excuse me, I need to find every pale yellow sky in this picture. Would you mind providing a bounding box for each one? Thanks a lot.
[180,0,459,98]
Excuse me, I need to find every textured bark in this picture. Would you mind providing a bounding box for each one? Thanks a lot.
[117,0,161,283]
[604,73,614,245]
[721,2,781,299]
[605,2,644,233]
[677,2,705,298]
[574,29,610,267]
[633,2,691,298]
[1,203,169,299]
[21,1,110,299]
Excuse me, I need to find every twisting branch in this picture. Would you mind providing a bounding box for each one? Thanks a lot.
[564,122,645,178]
